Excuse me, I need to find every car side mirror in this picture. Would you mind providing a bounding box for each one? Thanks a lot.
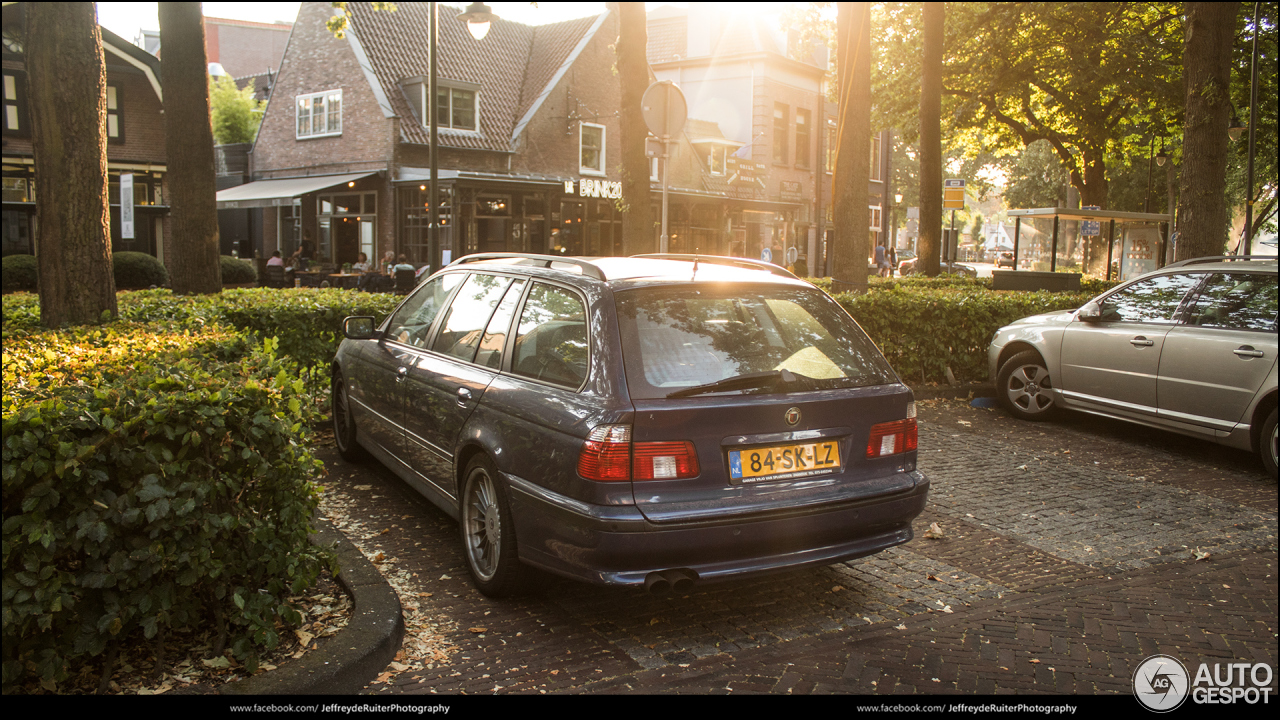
[1077,301,1102,322]
[343,316,377,339]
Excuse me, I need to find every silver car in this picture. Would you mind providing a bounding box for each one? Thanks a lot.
[988,256,1278,474]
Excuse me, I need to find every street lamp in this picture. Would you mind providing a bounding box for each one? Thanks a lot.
[1239,0,1261,254]
[1228,115,1247,143]
[427,2,499,273]
[457,2,496,40]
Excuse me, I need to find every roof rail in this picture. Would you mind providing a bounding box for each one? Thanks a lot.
[631,254,799,280]
[1163,255,1275,269]
[449,253,606,280]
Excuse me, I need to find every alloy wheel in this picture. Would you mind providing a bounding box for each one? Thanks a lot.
[1006,363,1054,415]
[463,469,501,582]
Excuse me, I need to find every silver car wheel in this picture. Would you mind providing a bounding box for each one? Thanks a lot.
[1269,415,1278,475]
[463,467,501,582]
[1005,362,1054,415]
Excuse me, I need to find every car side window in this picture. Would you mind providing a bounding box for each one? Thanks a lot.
[386,273,464,347]
[511,282,589,388]
[431,273,514,362]
[477,279,527,369]
[1099,273,1201,323]
[1183,273,1278,331]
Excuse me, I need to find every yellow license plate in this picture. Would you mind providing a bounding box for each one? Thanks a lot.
[729,440,841,482]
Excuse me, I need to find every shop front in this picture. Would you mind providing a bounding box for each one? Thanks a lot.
[394,170,626,264]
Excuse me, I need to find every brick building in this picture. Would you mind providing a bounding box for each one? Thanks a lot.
[221,1,636,269]
[2,2,171,262]
[647,3,892,274]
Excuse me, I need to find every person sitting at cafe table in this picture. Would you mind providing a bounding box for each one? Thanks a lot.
[392,255,415,274]
[359,251,397,292]
[266,251,284,267]
[352,252,372,273]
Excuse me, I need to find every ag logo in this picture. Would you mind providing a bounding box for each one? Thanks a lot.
[1134,654,1190,712]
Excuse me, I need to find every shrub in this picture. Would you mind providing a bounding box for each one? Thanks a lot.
[834,284,1093,384]
[1,293,40,336]
[112,288,400,412]
[2,254,38,294]
[113,252,169,290]
[2,322,335,689]
[220,255,257,285]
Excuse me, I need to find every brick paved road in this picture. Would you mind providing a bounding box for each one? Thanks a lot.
[316,396,1277,696]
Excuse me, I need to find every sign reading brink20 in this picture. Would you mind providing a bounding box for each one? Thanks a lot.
[566,178,622,199]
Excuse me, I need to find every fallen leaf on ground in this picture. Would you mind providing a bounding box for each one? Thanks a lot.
[923,522,945,539]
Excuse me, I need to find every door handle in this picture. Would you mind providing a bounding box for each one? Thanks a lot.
[1129,337,1154,347]
[396,366,409,382]
[1233,347,1265,358]
[456,387,473,406]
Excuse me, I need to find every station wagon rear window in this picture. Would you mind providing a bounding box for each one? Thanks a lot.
[615,286,896,400]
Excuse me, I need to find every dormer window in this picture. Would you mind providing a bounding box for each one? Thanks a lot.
[706,146,727,175]
[401,77,479,132]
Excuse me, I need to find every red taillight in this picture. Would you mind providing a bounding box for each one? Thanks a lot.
[577,426,700,481]
[866,418,918,458]
[577,439,632,481]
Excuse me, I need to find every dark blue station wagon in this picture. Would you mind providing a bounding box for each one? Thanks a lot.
[332,254,929,597]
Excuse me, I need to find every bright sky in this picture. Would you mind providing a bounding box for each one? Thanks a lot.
[94,2,676,44]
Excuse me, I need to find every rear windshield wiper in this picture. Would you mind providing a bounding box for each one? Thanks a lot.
[666,369,799,399]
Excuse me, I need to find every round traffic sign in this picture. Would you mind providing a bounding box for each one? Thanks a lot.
[642,81,687,139]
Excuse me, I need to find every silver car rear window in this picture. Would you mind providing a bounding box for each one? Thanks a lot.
[615,285,896,400]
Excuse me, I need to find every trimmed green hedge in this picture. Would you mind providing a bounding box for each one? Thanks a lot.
[2,255,38,294]
[834,284,1093,384]
[113,252,169,290]
[220,255,257,285]
[2,321,336,689]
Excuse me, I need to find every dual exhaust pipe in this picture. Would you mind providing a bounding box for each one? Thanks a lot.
[643,568,696,596]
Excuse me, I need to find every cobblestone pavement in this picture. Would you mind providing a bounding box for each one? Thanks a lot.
[315,397,1277,695]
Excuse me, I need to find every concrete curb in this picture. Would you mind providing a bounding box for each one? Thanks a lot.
[220,516,404,695]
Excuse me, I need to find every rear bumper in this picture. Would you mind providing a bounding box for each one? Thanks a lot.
[506,471,929,586]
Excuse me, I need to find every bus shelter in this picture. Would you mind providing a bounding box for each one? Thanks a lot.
[1007,207,1172,282]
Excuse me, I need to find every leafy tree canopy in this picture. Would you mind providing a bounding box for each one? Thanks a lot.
[876,2,1185,210]
[209,74,265,145]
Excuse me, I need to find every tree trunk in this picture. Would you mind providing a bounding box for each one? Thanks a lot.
[26,3,118,328]
[918,2,943,277]
[1176,2,1239,261]
[831,2,871,291]
[159,2,222,293]
[616,2,653,256]
[1076,150,1110,274]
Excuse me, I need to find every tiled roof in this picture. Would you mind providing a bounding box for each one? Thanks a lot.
[684,118,734,144]
[647,12,789,63]
[518,14,599,121]
[346,2,600,153]
[646,18,686,64]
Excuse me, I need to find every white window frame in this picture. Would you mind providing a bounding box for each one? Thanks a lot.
[434,83,479,131]
[579,122,606,176]
[708,145,727,176]
[296,89,342,139]
[869,205,882,232]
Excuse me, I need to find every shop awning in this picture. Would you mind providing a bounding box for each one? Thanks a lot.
[216,172,376,209]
